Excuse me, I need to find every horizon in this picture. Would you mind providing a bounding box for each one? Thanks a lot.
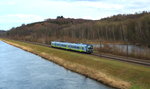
[0,0,150,30]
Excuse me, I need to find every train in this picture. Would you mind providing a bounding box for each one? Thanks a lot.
[51,41,93,53]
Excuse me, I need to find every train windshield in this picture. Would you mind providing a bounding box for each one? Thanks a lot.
[87,45,93,49]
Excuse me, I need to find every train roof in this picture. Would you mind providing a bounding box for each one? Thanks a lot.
[51,41,93,46]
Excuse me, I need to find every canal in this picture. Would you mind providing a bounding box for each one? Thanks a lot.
[0,41,112,89]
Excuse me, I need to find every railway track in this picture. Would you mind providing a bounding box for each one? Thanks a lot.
[92,53,150,66]
[9,40,150,66]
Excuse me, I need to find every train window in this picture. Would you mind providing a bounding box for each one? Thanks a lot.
[82,47,84,50]
[76,46,78,48]
[88,46,93,49]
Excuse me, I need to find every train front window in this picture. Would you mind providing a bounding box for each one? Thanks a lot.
[87,46,93,49]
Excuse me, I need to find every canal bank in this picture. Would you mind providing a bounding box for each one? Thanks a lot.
[2,39,150,89]
[0,41,112,89]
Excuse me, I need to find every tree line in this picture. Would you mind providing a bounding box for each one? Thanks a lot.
[0,30,6,37]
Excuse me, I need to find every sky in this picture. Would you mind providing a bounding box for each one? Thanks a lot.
[0,0,150,30]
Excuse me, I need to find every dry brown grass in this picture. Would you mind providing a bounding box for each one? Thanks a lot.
[33,51,130,89]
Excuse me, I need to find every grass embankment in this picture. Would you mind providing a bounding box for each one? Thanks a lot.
[2,39,150,89]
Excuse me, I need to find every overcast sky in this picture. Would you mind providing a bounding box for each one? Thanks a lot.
[0,0,150,30]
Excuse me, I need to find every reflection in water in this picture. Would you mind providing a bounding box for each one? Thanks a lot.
[93,44,150,59]
[0,41,112,89]
[93,44,150,53]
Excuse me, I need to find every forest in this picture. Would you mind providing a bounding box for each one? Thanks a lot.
[1,11,150,59]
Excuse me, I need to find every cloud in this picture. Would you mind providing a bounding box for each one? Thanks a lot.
[0,1,16,5]
[0,0,150,30]
[0,14,44,23]
[0,14,44,30]
[72,1,123,9]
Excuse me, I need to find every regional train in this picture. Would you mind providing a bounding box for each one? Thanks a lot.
[51,41,93,53]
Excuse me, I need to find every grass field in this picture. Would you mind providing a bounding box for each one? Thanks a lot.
[2,39,150,89]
